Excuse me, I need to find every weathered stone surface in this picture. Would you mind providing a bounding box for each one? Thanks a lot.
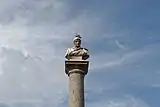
[65,61,89,107]
[65,60,89,75]
[65,35,89,107]
[69,69,85,107]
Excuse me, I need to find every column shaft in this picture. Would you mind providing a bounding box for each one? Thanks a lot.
[69,69,85,107]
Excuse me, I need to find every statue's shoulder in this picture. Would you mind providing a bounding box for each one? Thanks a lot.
[82,48,89,53]
[83,48,88,51]
[66,47,74,52]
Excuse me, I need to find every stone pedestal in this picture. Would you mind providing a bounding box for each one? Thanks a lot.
[65,60,89,107]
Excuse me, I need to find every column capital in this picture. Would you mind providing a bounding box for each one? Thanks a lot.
[65,60,89,76]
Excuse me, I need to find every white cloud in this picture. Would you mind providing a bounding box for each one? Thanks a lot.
[87,96,149,107]
[0,0,159,107]
[0,47,68,100]
[90,48,148,70]
[0,0,106,106]
[115,40,126,50]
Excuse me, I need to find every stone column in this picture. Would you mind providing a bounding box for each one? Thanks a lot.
[65,60,89,107]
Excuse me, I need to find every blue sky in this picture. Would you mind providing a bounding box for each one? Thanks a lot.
[0,0,160,107]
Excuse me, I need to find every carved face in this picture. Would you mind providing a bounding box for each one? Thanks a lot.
[74,39,81,47]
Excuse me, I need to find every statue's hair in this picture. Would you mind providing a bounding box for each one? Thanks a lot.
[73,34,81,41]
[75,34,81,38]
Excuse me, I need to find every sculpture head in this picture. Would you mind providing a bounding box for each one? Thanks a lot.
[73,34,81,48]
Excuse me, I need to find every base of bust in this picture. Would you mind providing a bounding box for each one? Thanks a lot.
[65,60,89,76]
[69,56,83,61]
[67,56,89,61]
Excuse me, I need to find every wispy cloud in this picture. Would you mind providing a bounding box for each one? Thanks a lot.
[0,0,106,106]
[115,40,126,50]
[87,95,149,107]
[90,47,148,70]
[0,0,159,107]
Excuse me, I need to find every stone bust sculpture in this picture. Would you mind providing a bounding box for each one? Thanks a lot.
[65,34,89,60]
